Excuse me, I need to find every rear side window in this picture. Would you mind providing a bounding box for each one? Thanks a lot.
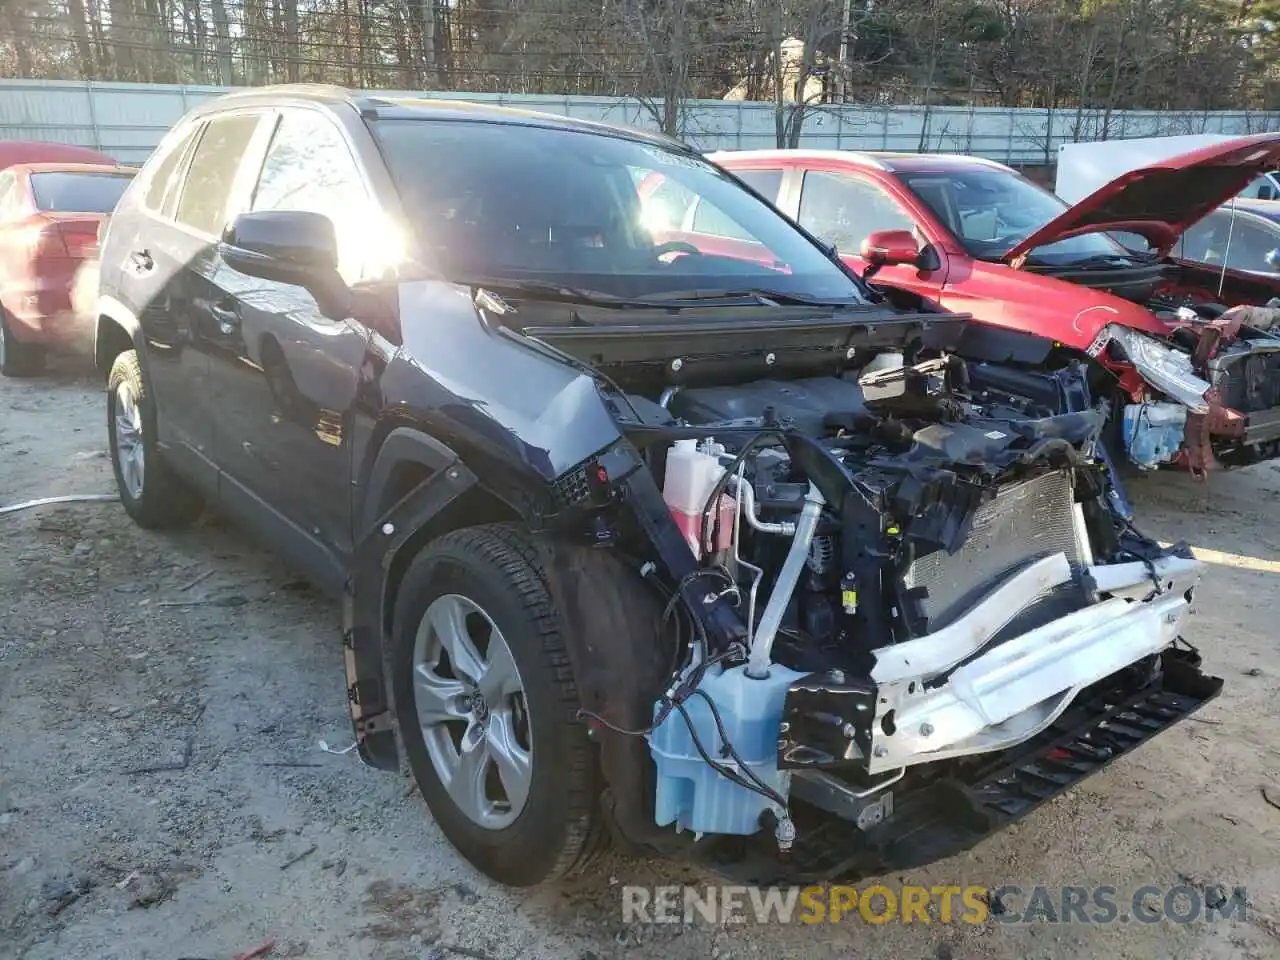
[30,172,133,213]
[733,168,783,204]
[691,197,754,240]
[143,125,200,214]
[175,113,261,237]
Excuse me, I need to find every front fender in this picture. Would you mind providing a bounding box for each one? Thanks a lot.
[357,426,462,535]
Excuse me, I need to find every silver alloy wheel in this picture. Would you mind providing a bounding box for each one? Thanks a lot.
[113,381,145,499]
[413,593,532,830]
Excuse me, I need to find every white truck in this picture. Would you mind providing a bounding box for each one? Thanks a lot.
[1056,134,1280,205]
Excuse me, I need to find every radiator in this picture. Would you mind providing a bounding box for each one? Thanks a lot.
[901,469,1086,633]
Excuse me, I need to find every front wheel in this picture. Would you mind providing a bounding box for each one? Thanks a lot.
[390,523,601,886]
[106,350,203,529]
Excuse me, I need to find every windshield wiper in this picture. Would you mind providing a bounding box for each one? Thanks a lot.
[1028,252,1158,270]
[459,276,629,307]
[461,278,858,311]
[636,288,859,307]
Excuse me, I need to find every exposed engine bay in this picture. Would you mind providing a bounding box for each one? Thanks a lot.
[1089,292,1280,475]
[1027,256,1280,475]
[525,312,1224,879]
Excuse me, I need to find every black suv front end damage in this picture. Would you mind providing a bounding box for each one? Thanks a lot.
[342,289,1222,884]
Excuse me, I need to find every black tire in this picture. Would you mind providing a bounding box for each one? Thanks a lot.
[390,523,601,887]
[106,349,203,529]
[0,309,46,377]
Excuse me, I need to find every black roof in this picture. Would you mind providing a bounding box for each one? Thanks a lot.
[195,84,692,154]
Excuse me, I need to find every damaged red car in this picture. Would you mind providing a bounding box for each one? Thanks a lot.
[706,137,1280,501]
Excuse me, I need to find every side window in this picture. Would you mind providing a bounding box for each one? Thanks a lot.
[251,109,385,283]
[1239,176,1276,201]
[690,198,754,240]
[1177,214,1223,263]
[143,123,200,215]
[1178,212,1279,271]
[797,171,915,254]
[1228,221,1280,272]
[688,170,783,241]
[175,113,261,237]
[639,175,696,233]
[732,168,783,205]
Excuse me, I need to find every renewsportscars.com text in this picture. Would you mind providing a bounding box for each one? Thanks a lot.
[620,883,1249,926]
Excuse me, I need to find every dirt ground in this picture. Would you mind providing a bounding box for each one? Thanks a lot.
[2,362,1280,960]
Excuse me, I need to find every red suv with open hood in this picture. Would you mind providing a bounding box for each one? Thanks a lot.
[694,137,1280,492]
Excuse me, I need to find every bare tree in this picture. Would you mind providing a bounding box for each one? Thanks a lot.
[0,0,1274,130]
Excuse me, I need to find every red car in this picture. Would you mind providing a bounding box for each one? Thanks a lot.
[654,138,1280,489]
[0,141,116,171]
[0,158,134,375]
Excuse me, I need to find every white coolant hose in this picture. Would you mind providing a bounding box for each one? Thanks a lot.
[745,483,825,679]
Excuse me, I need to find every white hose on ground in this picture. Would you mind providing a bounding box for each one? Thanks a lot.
[0,493,119,516]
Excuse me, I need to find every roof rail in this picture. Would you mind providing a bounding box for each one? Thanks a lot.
[215,82,355,102]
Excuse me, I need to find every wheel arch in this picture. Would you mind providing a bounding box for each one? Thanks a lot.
[94,296,148,384]
[345,425,528,770]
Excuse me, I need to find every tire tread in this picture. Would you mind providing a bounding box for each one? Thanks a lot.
[395,522,604,885]
[107,350,203,529]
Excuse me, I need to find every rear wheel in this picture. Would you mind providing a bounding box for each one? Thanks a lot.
[390,523,601,886]
[106,350,203,529]
[0,309,46,377]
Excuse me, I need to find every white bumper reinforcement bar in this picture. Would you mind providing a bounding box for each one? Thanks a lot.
[865,551,1204,774]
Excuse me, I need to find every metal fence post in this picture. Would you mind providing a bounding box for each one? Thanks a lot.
[85,80,101,151]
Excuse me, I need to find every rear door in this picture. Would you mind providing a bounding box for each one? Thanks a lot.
[205,104,377,571]
[793,168,949,298]
[115,112,266,485]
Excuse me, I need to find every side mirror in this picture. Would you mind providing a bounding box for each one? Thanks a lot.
[1266,248,1280,270]
[860,229,921,268]
[220,210,350,320]
[1259,184,1277,201]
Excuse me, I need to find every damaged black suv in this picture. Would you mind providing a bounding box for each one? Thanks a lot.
[94,85,1222,888]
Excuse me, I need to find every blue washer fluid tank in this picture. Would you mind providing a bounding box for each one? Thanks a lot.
[1122,402,1187,469]
[648,662,805,837]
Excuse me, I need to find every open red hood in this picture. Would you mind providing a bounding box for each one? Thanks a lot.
[1003,133,1280,264]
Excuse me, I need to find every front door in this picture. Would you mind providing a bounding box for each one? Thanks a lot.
[206,106,381,568]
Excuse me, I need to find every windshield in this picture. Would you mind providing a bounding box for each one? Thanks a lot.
[369,119,867,303]
[30,171,133,213]
[900,169,1134,265]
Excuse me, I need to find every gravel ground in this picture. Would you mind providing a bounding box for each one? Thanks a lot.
[2,363,1280,960]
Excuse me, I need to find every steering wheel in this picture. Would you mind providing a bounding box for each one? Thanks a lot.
[654,240,702,259]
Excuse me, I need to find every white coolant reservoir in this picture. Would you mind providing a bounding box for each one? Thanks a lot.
[663,438,734,559]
